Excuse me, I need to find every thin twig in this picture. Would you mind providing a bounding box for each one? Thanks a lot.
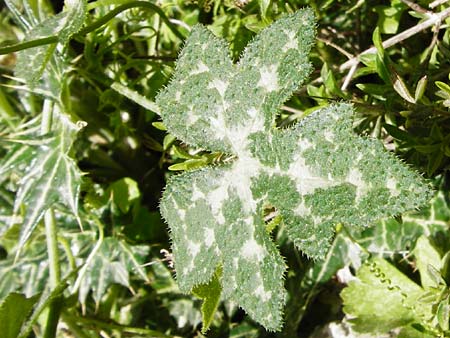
[317,36,353,59]
[429,0,450,9]
[341,63,358,91]
[340,7,450,71]
[399,0,431,14]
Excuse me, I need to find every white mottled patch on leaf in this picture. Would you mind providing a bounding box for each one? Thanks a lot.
[282,30,298,52]
[294,201,311,216]
[190,61,209,75]
[288,154,336,195]
[204,228,215,247]
[207,182,229,224]
[258,65,279,92]
[324,130,334,142]
[347,168,365,200]
[387,177,400,196]
[298,138,313,151]
[191,184,205,201]
[229,158,261,211]
[241,238,265,261]
[178,209,186,221]
[187,241,201,258]
[254,285,272,302]
[209,106,228,140]
[208,79,228,97]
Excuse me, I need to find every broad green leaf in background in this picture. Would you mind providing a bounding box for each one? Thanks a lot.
[341,257,432,334]
[0,292,40,338]
[156,9,432,330]
[108,177,140,214]
[15,0,87,85]
[374,0,406,34]
[414,236,443,289]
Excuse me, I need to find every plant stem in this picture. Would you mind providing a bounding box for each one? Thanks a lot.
[340,6,450,71]
[45,209,61,287]
[41,100,62,338]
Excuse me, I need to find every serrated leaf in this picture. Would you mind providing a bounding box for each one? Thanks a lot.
[15,0,87,84]
[156,9,431,331]
[192,267,222,333]
[78,237,149,306]
[341,257,431,334]
[0,292,40,338]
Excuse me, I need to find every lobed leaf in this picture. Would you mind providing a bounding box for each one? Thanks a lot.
[156,9,315,153]
[157,8,432,330]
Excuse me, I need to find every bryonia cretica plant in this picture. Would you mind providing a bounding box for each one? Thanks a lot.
[156,8,431,331]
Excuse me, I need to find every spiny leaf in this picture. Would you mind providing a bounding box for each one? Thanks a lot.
[157,8,431,331]
[15,0,87,85]
[10,115,83,250]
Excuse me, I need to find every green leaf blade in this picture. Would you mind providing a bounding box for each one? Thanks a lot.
[341,257,431,334]
[192,267,222,334]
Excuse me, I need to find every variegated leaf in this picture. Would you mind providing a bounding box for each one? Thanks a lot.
[157,8,432,330]
[15,0,87,84]
[10,115,83,249]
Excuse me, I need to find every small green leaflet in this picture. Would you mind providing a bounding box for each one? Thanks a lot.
[15,0,87,85]
[192,267,222,333]
[156,9,431,330]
